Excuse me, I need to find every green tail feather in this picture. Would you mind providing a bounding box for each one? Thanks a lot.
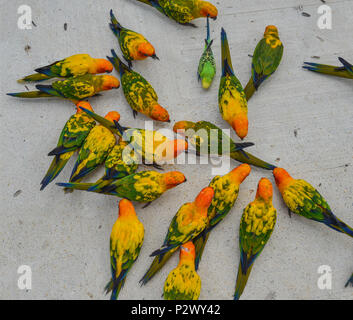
[140,251,174,285]
[18,73,53,83]
[193,231,210,271]
[56,182,93,191]
[40,155,71,190]
[7,91,53,98]
[105,277,126,300]
[230,151,276,170]
[234,262,253,300]
[303,62,353,79]
[345,273,353,288]
[244,78,256,101]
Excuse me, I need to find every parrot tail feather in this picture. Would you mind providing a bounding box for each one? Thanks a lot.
[220,27,234,76]
[7,91,53,98]
[150,244,178,257]
[323,212,353,238]
[105,269,127,300]
[193,230,210,271]
[206,15,210,42]
[302,62,353,79]
[110,9,123,32]
[107,49,130,77]
[230,151,276,171]
[70,166,96,183]
[244,78,256,101]
[18,73,53,83]
[139,251,174,285]
[345,273,353,288]
[48,145,75,156]
[40,154,72,191]
[35,85,64,98]
[56,182,93,191]
[338,57,353,74]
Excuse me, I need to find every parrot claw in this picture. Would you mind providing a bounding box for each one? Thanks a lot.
[132,110,138,119]
[142,202,152,209]
[288,208,292,218]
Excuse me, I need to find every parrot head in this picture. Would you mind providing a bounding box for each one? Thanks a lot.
[101,75,120,91]
[194,187,214,210]
[150,104,170,122]
[163,171,186,189]
[256,178,273,201]
[179,241,196,264]
[264,25,279,37]
[172,139,188,157]
[173,121,196,135]
[232,116,248,140]
[273,168,294,193]
[118,199,137,217]
[104,111,121,122]
[75,101,94,113]
[229,163,251,184]
[199,2,218,20]
[137,43,159,60]
[94,58,114,74]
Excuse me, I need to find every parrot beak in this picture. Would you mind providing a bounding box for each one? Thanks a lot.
[152,54,159,60]
[212,16,217,20]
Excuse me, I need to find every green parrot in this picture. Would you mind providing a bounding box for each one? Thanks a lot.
[197,16,216,89]
[173,120,276,170]
[244,25,284,101]
[40,101,96,190]
[303,57,353,79]
[234,178,277,300]
[134,0,218,26]
[193,164,251,270]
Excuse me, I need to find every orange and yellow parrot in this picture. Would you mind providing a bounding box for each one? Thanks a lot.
[273,168,353,238]
[219,28,248,140]
[57,170,186,204]
[67,111,120,185]
[134,0,218,27]
[40,101,96,190]
[110,10,158,68]
[244,26,283,101]
[18,54,113,83]
[107,49,170,122]
[234,178,277,300]
[140,186,214,285]
[105,199,144,300]
[7,74,120,102]
[163,242,201,300]
[193,164,251,270]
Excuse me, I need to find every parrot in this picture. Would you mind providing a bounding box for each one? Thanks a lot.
[67,111,120,185]
[56,170,186,204]
[346,273,353,288]
[234,178,277,300]
[273,168,353,238]
[105,199,144,300]
[244,26,284,101]
[163,242,201,300]
[193,164,251,270]
[134,0,218,26]
[7,74,120,102]
[77,106,187,168]
[85,140,140,193]
[107,49,170,122]
[197,16,216,89]
[219,28,248,140]
[173,120,276,170]
[17,54,113,83]
[110,10,158,68]
[303,57,353,80]
[140,186,214,285]
[40,101,96,190]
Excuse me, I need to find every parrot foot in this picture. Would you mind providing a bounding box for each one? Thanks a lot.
[142,202,152,209]
[288,208,292,218]
[132,110,138,118]
[180,22,197,28]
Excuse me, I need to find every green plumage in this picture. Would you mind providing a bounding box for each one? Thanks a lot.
[198,16,216,89]
[303,57,353,79]
[40,112,96,190]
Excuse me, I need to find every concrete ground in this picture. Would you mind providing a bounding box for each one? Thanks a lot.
[0,0,353,300]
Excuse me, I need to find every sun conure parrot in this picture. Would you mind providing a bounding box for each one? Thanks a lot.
[77,106,187,169]
[66,111,120,187]
[40,101,96,190]
[303,57,353,80]
[110,10,158,68]
[244,26,283,101]
[7,74,120,103]
[193,164,251,270]
[105,199,144,300]
[346,273,353,288]
[140,186,214,285]
[17,54,113,83]
[273,168,353,238]
[219,28,248,140]
[197,16,216,89]
[234,178,277,300]
[107,49,170,122]
[163,242,201,300]
[56,170,186,204]
[134,0,218,27]
[173,120,276,170]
